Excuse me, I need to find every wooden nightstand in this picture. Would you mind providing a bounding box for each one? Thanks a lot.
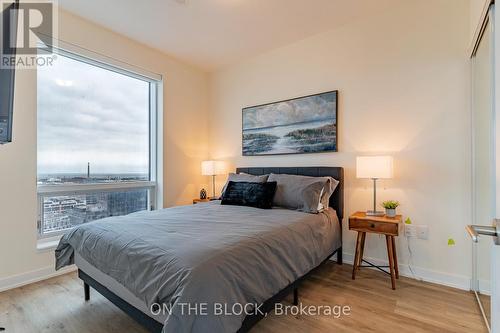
[192,198,219,204]
[193,198,210,204]
[349,211,402,290]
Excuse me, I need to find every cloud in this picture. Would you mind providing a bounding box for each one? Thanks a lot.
[37,54,150,174]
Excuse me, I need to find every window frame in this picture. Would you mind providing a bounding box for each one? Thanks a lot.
[36,46,162,238]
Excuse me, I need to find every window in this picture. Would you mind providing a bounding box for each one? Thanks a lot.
[37,49,160,237]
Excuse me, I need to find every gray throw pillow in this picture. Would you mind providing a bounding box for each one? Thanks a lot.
[221,172,269,195]
[268,173,339,213]
[320,176,340,210]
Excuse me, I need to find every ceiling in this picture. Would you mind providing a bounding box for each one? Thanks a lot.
[59,0,396,72]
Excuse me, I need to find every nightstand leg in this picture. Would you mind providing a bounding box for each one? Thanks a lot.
[358,232,366,270]
[352,232,362,280]
[391,236,399,279]
[386,235,396,290]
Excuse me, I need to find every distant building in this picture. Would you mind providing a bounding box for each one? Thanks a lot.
[39,181,149,234]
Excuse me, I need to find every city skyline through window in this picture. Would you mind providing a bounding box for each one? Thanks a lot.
[37,52,150,184]
[37,51,157,235]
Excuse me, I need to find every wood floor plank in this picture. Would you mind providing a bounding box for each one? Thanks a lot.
[0,262,488,333]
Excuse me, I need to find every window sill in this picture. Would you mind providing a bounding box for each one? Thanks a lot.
[36,236,62,252]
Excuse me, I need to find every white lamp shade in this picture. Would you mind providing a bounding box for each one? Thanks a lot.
[201,160,226,176]
[356,156,393,179]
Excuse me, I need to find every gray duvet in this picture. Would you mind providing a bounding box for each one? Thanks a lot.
[55,201,341,333]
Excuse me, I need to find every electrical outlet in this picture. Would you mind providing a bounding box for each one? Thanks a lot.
[417,225,429,240]
[404,224,417,237]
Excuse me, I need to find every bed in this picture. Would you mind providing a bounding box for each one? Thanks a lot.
[55,167,344,333]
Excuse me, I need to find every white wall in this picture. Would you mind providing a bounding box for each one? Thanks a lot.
[209,0,473,288]
[0,9,210,288]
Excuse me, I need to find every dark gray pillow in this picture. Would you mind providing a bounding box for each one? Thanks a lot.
[268,173,339,213]
[221,181,277,209]
[221,172,269,195]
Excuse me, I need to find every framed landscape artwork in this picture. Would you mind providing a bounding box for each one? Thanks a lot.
[242,90,338,156]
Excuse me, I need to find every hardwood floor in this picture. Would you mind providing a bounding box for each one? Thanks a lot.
[479,293,491,324]
[0,262,487,333]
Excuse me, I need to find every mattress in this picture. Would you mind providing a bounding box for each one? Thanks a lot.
[75,252,167,324]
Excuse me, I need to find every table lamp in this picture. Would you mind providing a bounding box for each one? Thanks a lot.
[356,156,393,216]
[201,160,225,198]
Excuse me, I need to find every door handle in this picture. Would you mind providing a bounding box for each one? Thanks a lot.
[466,225,497,243]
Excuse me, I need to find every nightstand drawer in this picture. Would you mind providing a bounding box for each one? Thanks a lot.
[349,219,399,236]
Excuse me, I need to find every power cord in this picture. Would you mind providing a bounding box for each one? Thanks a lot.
[405,235,423,282]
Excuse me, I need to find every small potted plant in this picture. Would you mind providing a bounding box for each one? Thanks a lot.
[382,200,399,217]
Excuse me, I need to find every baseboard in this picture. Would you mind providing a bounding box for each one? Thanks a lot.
[478,279,491,295]
[338,253,491,295]
[0,265,76,293]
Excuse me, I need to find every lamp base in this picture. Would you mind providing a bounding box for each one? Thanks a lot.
[366,210,385,216]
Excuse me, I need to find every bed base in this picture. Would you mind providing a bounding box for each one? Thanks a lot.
[80,270,164,332]
[78,247,342,333]
[237,247,342,333]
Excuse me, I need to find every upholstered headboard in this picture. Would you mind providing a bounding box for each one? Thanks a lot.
[235,167,344,221]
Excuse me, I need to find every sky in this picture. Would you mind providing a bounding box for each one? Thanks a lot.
[37,54,150,175]
[242,91,336,130]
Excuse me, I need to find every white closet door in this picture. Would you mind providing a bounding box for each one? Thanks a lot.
[472,7,496,330]
[472,7,494,331]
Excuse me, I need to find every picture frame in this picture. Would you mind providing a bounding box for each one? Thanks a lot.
[242,90,338,156]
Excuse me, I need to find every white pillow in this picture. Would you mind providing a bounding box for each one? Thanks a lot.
[267,173,339,213]
[221,172,269,196]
